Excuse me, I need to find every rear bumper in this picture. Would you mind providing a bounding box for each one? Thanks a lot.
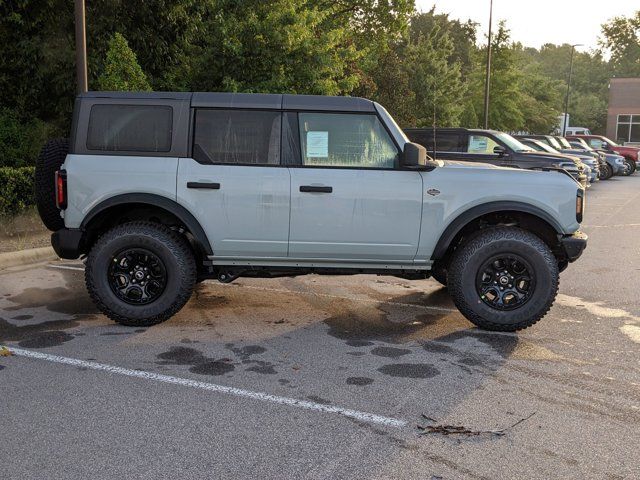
[560,231,588,263]
[51,228,83,259]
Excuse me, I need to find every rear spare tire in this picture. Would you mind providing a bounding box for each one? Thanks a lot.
[35,138,69,231]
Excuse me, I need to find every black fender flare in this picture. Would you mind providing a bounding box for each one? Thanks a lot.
[431,201,563,260]
[81,193,213,255]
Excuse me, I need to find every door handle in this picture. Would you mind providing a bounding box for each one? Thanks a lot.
[300,185,332,193]
[187,182,220,189]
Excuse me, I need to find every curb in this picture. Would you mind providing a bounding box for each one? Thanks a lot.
[0,246,58,270]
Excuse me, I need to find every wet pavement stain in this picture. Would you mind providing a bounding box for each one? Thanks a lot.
[17,331,74,348]
[422,342,455,354]
[4,287,98,316]
[245,360,277,375]
[226,344,267,359]
[346,340,375,347]
[278,379,290,385]
[190,360,234,376]
[377,363,440,379]
[307,395,332,405]
[346,351,367,356]
[0,317,81,345]
[370,346,411,358]
[11,315,33,320]
[346,376,374,386]
[0,364,5,371]
[156,346,235,376]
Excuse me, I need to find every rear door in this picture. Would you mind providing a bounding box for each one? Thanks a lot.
[177,109,290,259]
[285,112,423,262]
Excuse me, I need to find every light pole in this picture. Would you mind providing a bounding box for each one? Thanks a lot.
[483,0,494,129]
[74,0,88,93]
[562,44,582,136]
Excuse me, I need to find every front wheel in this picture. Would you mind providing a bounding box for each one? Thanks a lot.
[447,227,559,332]
[85,222,196,326]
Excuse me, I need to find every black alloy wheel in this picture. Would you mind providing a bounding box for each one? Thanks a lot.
[108,248,168,305]
[476,255,535,311]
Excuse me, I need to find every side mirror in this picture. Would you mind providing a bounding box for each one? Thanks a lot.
[493,145,506,156]
[401,142,427,169]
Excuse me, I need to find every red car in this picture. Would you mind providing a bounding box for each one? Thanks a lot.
[567,135,638,174]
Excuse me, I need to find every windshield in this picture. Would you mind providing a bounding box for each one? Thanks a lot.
[570,138,592,151]
[528,140,558,154]
[557,137,572,149]
[494,132,532,152]
[547,137,562,149]
[600,136,619,146]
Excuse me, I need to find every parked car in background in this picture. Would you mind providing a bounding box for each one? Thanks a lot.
[567,138,625,179]
[405,128,588,187]
[517,138,598,183]
[567,135,638,174]
[564,127,591,136]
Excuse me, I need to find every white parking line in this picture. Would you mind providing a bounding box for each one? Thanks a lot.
[5,346,407,428]
[47,264,458,313]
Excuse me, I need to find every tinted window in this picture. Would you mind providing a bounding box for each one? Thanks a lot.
[87,105,172,152]
[408,132,461,152]
[298,113,398,168]
[193,110,281,165]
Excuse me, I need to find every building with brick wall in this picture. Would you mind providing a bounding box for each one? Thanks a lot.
[607,77,640,145]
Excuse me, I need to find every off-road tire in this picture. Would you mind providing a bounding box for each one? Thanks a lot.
[35,138,69,231]
[430,264,448,287]
[447,227,559,332]
[85,222,196,326]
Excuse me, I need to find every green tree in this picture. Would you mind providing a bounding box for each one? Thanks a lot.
[97,33,151,91]
[600,10,640,77]
[190,1,359,95]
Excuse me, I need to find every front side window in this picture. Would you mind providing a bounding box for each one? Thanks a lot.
[87,105,173,152]
[466,134,500,154]
[298,113,398,168]
[193,110,281,165]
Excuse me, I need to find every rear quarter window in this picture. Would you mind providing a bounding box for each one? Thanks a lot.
[87,104,173,152]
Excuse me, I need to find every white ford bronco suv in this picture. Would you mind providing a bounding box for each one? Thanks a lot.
[35,92,587,331]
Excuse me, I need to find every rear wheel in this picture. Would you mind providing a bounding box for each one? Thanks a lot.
[430,264,448,287]
[623,158,635,175]
[85,222,196,326]
[447,227,559,332]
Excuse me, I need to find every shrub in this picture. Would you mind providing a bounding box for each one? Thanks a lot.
[0,108,51,168]
[0,166,35,216]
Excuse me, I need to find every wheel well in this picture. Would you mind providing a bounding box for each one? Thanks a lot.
[433,210,561,268]
[82,203,207,266]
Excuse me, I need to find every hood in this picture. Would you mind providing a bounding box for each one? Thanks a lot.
[519,151,581,165]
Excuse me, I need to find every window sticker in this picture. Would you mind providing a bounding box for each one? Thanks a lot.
[306,131,329,158]
[468,135,488,153]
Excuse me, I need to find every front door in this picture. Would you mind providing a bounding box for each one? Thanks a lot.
[177,109,290,259]
[287,112,423,262]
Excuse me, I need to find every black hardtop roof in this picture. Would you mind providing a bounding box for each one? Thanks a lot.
[404,127,503,135]
[78,91,376,112]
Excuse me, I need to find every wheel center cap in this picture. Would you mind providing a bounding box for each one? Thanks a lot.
[134,270,145,280]
[499,276,509,285]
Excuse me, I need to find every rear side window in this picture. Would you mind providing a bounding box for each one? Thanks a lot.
[87,105,173,152]
[193,110,281,165]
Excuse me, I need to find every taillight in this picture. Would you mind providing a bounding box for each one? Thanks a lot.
[576,189,584,223]
[55,170,67,209]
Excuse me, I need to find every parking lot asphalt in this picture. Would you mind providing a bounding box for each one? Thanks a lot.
[1,176,639,480]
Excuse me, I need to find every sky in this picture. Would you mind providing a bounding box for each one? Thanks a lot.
[416,0,638,53]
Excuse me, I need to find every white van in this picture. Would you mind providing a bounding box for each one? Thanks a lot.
[565,127,591,136]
